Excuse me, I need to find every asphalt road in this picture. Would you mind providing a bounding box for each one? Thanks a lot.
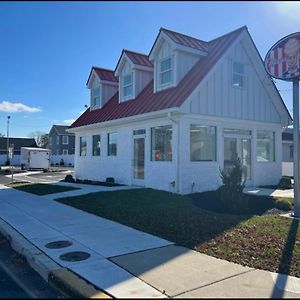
[0,234,62,299]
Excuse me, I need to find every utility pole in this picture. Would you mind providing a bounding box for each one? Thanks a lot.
[6,116,10,163]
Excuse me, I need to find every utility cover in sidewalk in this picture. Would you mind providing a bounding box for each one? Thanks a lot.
[59,251,90,262]
[45,240,72,249]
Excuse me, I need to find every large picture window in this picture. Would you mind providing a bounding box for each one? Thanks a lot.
[159,57,172,85]
[151,125,172,161]
[257,131,275,162]
[123,74,133,98]
[79,136,87,156]
[190,125,216,161]
[93,135,101,156]
[108,133,117,156]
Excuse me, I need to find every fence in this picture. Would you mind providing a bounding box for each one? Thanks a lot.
[0,154,20,166]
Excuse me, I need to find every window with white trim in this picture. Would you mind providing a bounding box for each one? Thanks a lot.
[232,61,244,88]
[91,87,101,109]
[93,135,101,156]
[108,133,117,156]
[62,135,69,145]
[62,149,68,155]
[123,74,133,98]
[256,131,275,162]
[151,125,172,161]
[79,136,87,156]
[190,125,216,161]
[159,57,172,86]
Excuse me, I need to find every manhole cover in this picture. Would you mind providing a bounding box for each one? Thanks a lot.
[59,251,91,262]
[45,240,73,249]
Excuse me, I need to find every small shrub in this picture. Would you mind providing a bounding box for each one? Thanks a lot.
[68,163,72,166]
[43,168,48,173]
[106,177,115,184]
[5,160,10,166]
[278,176,293,190]
[60,159,65,166]
[275,198,292,211]
[55,163,59,166]
[65,174,75,183]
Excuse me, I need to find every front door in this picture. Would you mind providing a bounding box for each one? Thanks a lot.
[224,137,251,181]
[133,130,145,185]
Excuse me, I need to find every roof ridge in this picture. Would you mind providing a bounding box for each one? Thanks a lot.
[92,66,115,73]
[160,27,208,44]
[208,26,247,44]
[123,49,149,57]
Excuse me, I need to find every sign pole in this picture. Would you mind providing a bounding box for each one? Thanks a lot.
[293,78,300,218]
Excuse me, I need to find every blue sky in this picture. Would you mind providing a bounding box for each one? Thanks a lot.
[0,1,299,137]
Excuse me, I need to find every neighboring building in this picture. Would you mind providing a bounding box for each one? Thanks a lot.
[0,137,37,165]
[68,26,292,194]
[48,125,75,166]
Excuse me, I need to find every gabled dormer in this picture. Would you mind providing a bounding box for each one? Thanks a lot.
[149,28,209,93]
[86,67,118,110]
[115,50,153,103]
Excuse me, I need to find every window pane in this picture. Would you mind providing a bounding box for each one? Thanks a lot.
[80,137,87,156]
[123,74,132,86]
[108,133,117,156]
[257,131,275,162]
[91,87,101,108]
[160,70,172,85]
[62,136,68,144]
[233,74,243,87]
[133,129,146,135]
[151,125,172,161]
[124,84,132,97]
[190,125,216,161]
[223,128,251,135]
[233,62,244,74]
[161,58,171,72]
[93,135,101,156]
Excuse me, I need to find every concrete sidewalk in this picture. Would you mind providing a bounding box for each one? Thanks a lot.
[0,183,300,298]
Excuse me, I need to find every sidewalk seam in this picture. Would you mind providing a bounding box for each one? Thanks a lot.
[172,269,256,297]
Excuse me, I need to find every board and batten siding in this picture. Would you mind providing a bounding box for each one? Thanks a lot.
[135,69,153,97]
[101,83,118,106]
[175,51,200,84]
[181,40,281,124]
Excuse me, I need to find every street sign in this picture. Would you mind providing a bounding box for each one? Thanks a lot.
[265,33,300,218]
[265,32,300,81]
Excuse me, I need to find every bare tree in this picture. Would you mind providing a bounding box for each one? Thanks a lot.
[28,131,49,148]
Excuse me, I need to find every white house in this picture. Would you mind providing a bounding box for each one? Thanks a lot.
[68,26,292,194]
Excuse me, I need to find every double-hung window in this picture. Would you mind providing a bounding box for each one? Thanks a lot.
[159,57,172,86]
[62,135,69,145]
[93,135,101,156]
[91,87,101,109]
[62,149,68,155]
[79,136,87,156]
[190,125,216,161]
[232,61,244,88]
[256,131,275,162]
[151,125,172,161]
[123,74,133,98]
[108,133,117,156]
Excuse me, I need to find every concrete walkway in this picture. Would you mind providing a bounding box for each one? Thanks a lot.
[0,182,300,298]
[244,186,294,198]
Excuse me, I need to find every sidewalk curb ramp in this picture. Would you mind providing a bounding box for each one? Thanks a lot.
[0,218,111,299]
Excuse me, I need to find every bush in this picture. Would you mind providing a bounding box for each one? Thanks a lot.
[5,160,10,166]
[60,159,65,166]
[275,198,292,211]
[278,176,293,190]
[219,156,248,214]
[106,177,115,184]
[65,174,75,183]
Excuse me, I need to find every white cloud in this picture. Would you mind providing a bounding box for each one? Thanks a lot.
[0,101,41,113]
[63,119,76,125]
[274,2,300,21]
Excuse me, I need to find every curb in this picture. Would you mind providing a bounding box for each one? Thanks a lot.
[0,218,112,299]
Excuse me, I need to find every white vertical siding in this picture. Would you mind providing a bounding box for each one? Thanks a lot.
[135,69,153,97]
[176,51,200,84]
[181,40,281,124]
[101,83,118,106]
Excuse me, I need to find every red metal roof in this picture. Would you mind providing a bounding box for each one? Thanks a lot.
[71,26,246,129]
[160,28,209,52]
[86,67,118,85]
[123,50,153,67]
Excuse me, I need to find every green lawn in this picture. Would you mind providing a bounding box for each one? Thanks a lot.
[7,183,79,195]
[56,188,300,277]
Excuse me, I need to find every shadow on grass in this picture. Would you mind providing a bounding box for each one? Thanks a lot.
[271,217,299,298]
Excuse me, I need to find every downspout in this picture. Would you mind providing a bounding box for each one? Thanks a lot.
[167,112,180,193]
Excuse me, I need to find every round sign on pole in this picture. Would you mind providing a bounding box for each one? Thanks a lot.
[264,32,300,81]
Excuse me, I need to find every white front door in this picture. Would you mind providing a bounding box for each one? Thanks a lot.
[132,130,145,185]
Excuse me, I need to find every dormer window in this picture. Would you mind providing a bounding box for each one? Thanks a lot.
[160,57,172,85]
[91,87,101,109]
[232,61,244,88]
[123,74,133,98]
